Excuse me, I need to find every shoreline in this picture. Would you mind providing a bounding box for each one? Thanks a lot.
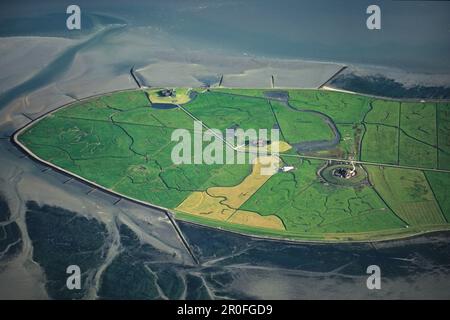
[321,85,450,103]
[10,87,450,245]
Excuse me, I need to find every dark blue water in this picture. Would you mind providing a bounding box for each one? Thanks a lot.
[152,103,178,109]
[1,0,449,73]
[0,13,124,38]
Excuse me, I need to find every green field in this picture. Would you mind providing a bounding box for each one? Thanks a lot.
[361,99,443,169]
[399,102,438,168]
[365,100,400,126]
[270,101,334,143]
[437,103,450,170]
[211,88,268,98]
[361,100,400,164]
[288,89,371,124]
[361,124,399,164]
[17,88,450,241]
[367,166,445,226]
[425,171,450,222]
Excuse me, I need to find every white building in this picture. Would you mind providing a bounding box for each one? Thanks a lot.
[280,166,294,173]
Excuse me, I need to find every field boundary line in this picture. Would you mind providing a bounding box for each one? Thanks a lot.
[436,103,440,169]
[422,171,448,224]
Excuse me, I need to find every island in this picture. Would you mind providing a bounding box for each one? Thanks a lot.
[13,87,450,242]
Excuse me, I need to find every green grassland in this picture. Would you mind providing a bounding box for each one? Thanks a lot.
[367,166,446,226]
[365,100,400,126]
[401,102,437,145]
[336,124,363,159]
[437,103,450,170]
[210,88,267,98]
[425,171,450,222]
[240,158,406,234]
[270,101,334,143]
[361,100,400,164]
[361,124,399,164]
[20,90,252,209]
[17,88,450,241]
[185,91,277,132]
[361,100,445,169]
[399,102,438,168]
[399,133,437,168]
[288,89,371,124]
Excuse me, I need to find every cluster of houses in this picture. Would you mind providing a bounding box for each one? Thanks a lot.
[158,88,176,97]
[333,166,356,179]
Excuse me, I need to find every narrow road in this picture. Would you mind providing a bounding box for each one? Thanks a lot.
[176,103,237,151]
[281,153,450,174]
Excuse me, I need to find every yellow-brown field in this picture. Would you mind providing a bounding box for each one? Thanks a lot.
[175,191,234,221]
[175,156,285,230]
[236,140,292,154]
[208,156,280,207]
[228,210,284,230]
[396,201,445,226]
